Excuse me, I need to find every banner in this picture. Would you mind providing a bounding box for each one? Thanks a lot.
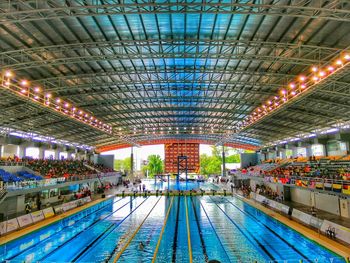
[54,205,64,214]
[320,220,350,244]
[255,194,266,203]
[0,218,19,235]
[309,217,324,229]
[42,207,55,218]
[292,209,312,225]
[30,210,44,223]
[17,214,33,228]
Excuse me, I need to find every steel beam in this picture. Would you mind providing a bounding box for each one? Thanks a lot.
[0,1,349,23]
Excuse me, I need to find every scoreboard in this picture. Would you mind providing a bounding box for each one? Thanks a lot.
[164,143,200,173]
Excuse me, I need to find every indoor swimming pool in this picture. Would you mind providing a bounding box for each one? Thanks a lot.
[0,196,344,263]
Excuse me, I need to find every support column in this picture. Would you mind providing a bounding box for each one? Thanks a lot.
[130,147,134,178]
[18,145,26,158]
[54,149,60,160]
[222,145,226,177]
[38,147,45,159]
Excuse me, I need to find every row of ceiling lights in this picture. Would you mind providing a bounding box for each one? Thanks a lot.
[122,126,218,135]
[1,71,112,134]
[240,53,350,129]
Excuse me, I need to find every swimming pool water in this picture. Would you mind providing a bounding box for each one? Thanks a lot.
[141,179,220,191]
[0,196,345,263]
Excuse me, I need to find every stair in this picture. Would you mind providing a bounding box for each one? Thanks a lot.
[83,163,101,173]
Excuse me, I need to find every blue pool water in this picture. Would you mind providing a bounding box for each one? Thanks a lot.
[0,196,344,263]
[141,179,220,191]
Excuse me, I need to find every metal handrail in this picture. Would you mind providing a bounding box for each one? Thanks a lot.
[3,172,121,191]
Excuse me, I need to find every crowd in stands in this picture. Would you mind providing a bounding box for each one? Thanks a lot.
[255,184,283,202]
[26,159,93,179]
[241,155,350,181]
[0,156,116,187]
[264,164,350,181]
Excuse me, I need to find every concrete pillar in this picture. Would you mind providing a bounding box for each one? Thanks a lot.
[130,147,134,178]
[38,147,45,159]
[279,148,286,159]
[54,149,60,160]
[18,145,26,158]
[222,145,226,177]
[67,151,74,159]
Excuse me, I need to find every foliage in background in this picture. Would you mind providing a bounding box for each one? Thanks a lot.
[200,146,241,175]
[142,154,164,178]
[200,153,221,175]
[114,157,131,173]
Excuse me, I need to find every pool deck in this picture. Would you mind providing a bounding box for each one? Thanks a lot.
[0,195,111,245]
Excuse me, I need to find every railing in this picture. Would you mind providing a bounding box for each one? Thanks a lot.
[0,160,27,166]
[4,172,121,191]
[239,173,350,195]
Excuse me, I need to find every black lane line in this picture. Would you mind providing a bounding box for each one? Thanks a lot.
[190,196,209,262]
[226,198,311,262]
[208,196,276,262]
[38,197,138,262]
[171,197,181,263]
[7,197,123,261]
[71,197,151,262]
[198,198,233,263]
[103,197,161,262]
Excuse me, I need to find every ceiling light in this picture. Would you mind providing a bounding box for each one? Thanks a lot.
[335,60,343,65]
[20,80,28,86]
[5,71,13,78]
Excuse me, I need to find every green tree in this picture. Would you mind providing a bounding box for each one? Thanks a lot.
[143,155,164,178]
[200,154,221,175]
[226,154,241,163]
[114,157,132,173]
[200,146,241,175]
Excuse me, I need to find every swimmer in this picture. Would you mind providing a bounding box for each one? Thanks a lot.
[139,241,145,250]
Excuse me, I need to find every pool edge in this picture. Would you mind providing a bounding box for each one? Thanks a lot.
[236,194,350,262]
[0,196,113,245]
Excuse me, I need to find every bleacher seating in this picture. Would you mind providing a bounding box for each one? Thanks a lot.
[0,169,23,183]
[17,171,42,181]
[26,159,94,179]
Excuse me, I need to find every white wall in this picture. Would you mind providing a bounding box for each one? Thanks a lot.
[44,150,55,159]
[340,198,350,218]
[327,141,348,156]
[311,144,325,156]
[296,147,307,157]
[26,147,39,158]
[314,192,340,215]
[291,188,312,206]
[59,152,68,160]
[2,144,19,158]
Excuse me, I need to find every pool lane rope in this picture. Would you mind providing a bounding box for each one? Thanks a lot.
[6,197,124,261]
[189,196,209,262]
[185,196,193,263]
[151,196,175,263]
[112,197,162,262]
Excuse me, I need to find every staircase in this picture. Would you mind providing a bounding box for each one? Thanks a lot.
[83,163,101,173]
